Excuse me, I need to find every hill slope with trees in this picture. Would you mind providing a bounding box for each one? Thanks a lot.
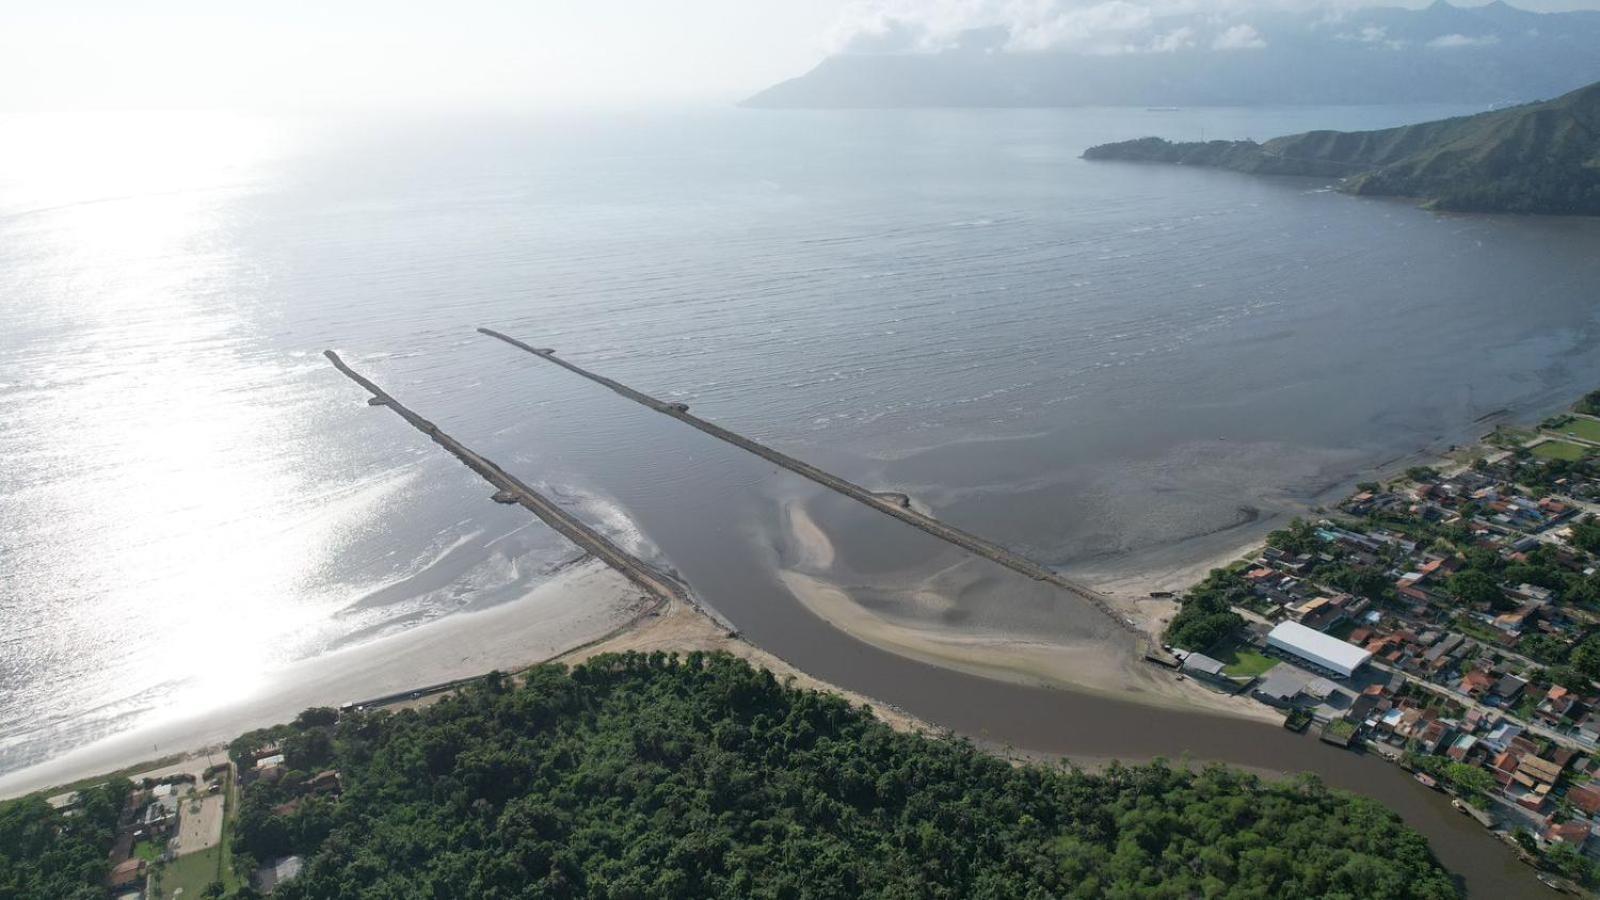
[1082,80,1600,215]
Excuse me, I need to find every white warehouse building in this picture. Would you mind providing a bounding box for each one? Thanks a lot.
[1266,621,1373,679]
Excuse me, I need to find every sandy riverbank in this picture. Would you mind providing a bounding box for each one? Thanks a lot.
[775,499,1279,726]
[0,558,646,800]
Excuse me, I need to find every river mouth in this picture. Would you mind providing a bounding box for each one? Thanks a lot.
[637,470,1528,897]
[6,106,1598,896]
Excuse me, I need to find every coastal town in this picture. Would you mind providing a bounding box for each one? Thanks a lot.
[1164,393,1600,889]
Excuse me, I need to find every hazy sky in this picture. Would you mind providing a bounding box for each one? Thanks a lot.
[3,0,1597,111]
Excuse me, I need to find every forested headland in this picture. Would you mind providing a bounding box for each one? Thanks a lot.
[1084,79,1600,216]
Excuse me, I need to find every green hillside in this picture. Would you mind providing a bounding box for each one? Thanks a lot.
[1084,80,1600,215]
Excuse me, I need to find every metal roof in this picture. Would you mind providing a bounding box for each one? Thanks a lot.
[1266,621,1372,675]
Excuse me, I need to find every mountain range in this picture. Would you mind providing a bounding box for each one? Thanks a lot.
[745,2,1600,109]
[1081,79,1600,215]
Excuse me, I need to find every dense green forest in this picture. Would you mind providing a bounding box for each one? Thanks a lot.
[0,779,128,900]
[214,653,1462,898]
[1164,569,1248,652]
[1083,80,1600,216]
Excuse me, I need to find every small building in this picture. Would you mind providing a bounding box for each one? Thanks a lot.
[1181,653,1228,680]
[1253,666,1311,707]
[1491,675,1527,706]
[1566,784,1600,817]
[1265,621,1372,678]
[1544,820,1592,850]
[107,859,146,892]
[255,855,305,894]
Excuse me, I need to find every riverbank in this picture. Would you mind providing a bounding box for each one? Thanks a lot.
[774,498,1280,725]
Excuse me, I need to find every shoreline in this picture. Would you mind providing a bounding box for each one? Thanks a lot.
[0,558,647,800]
[4,394,1581,802]
[1077,414,1532,648]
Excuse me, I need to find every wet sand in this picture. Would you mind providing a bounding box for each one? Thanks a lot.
[776,500,1277,724]
[0,558,645,799]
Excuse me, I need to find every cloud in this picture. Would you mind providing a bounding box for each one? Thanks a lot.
[1212,23,1267,49]
[1148,25,1198,52]
[1335,23,1404,48]
[1426,33,1500,49]
[826,1,1375,56]
[1007,2,1157,53]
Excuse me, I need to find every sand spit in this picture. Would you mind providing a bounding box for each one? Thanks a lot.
[777,500,1278,725]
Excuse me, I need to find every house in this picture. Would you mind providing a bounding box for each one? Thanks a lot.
[1544,821,1592,850]
[1491,674,1527,706]
[1537,686,1582,727]
[1493,605,1538,636]
[308,770,342,795]
[254,855,305,895]
[1445,733,1479,762]
[1490,750,1521,787]
[1515,754,1565,795]
[1566,784,1600,817]
[1419,720,1456,754]
[107,859,146,892]
[1508,583,1555,606]
[1578,712,1600,744]
[1460,669,1495,698]
[1482,722,1525,754]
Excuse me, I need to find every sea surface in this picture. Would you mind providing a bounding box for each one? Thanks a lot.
[3,104,1600,891]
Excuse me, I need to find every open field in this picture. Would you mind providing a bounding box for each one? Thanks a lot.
[1552,416,1600,443]
[154,844,225,900]
[173,791,225,856]
[1218,646,1280,678]
[1533,440,1590,461]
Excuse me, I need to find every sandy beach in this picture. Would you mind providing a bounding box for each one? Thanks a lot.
[0,558,647,799]
[0,432,1488,800]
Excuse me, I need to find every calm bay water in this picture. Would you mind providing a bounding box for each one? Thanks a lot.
[3,104,1600,893]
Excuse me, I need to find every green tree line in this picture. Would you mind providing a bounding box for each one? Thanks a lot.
[216,652,1458,899]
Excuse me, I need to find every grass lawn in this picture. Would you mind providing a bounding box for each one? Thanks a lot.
[155,845,225,900]
[1555,417,1600,443]
[133,840,161,863]
[1533,440,1589,461]
[1453,615,1500,644]
[1218,646,1280,678]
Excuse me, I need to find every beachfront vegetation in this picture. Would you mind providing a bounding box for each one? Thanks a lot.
[1165,568,1248,652]
[0,779,129,900]
[221,653,1459,899]
[1577,391,1600,417]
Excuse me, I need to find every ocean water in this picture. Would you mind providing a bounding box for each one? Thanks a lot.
[3,104,1600,781]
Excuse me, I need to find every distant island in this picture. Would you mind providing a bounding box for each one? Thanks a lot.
[1083,80,1600,215]
[746,2,1600,110]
